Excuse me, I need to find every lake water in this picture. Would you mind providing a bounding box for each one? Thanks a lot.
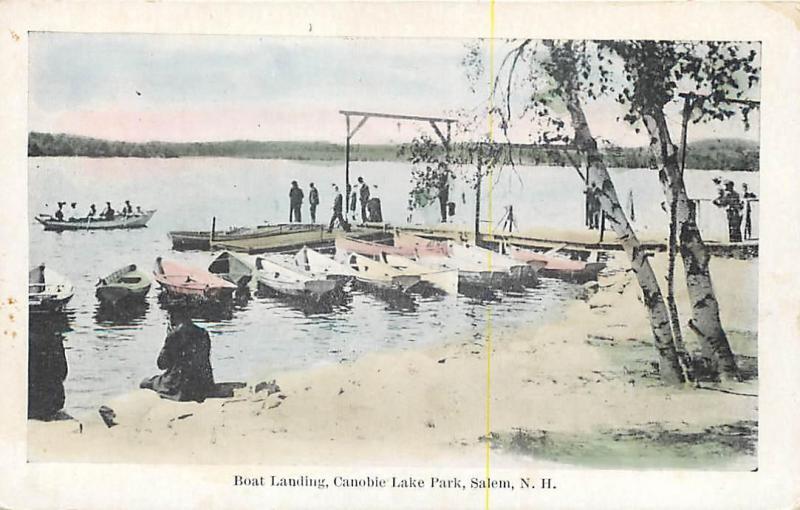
[28,158,758,416]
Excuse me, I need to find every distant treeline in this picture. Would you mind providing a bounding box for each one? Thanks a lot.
[28,132,759,171]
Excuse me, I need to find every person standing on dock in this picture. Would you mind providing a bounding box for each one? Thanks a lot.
[140,309,215,402]
[289,180,304,223]
[328,185,349,233]
[742,183,756,240]
[308,182,320,223]
[357,176,370,223]
[713,180,743,243]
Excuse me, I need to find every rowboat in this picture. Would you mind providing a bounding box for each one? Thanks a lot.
[335,249,421,293]
[254,255,340,302]
[96,264,151,306]
[208,251,255,287]
[169,223,320,251]
[334,236,408,257]
[394,233,530,289]
[29,265,74,312]
[504,245,606,282]
[392,232,451,257]
[449,241,541,286]
[153,257,237,302]
[293,246,358,281]
[379,253,458,295]
[335,238,457,295]
[35,210,156,231]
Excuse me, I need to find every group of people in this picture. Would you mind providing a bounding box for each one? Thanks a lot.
[288,177,382,232]
[584,183,603,230]
[712,179,757,242]
[53,200,143,222]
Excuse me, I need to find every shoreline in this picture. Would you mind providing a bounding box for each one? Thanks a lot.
[28,253,758,468]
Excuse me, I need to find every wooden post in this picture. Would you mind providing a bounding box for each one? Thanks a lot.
[474,163,482,243]
[345,115,351,214]
[599,211,605,242]
[210,216,216,246]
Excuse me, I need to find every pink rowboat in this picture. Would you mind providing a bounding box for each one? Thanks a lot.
[334,237,409,258]
[504,245,605,282]
[392,232,450,257]
[154,257,237,302]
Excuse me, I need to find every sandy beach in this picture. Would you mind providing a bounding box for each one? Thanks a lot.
[28,252,758,469]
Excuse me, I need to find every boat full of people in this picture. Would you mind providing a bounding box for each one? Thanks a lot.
[36,206,156,231]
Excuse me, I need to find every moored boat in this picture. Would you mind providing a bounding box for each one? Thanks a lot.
[96,264,151,306]
[29,264,74,312]
[208,251,255,287]
[35,210,156,231]
[336,238,457,295]
[153,257,237,302]
[335,249,422,294]
[380,253,459,295]
[504,244,606,282]
[293,246,358,281]
[169,223,320,251]
[394,233,521,290]
[254,255,340,302]
[448,241,540,287]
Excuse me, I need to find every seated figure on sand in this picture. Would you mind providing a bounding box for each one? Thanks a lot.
[140,309,215,402]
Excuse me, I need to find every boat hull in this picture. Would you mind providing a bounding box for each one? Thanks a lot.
[36,210,156,231]
[29,267,74,313]
[153,258,237,303]
[208,251,255,287]
[95,284,151,307]
[255,255,343,303]
[506,245,605,282]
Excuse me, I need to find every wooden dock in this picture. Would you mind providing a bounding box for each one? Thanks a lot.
[171,222,757,259]
[209,225,390,254]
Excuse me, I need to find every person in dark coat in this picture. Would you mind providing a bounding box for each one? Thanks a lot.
[584,184,600,229]
[713,180,743,242]
[357,176,370,223]
[140,310,215,402]
[366,189,383,223]
[327,185,348,233]
[308,182,320,223]
[87,203,97,219]
[101,202,115,220]
[289,181,304,223]
[436,163,450,223]
[28,315,68,420]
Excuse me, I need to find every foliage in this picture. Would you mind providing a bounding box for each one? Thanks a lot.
[598,41,761,129]
[29,131,758,171]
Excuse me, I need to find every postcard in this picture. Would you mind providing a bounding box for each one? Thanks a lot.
[1,1,799,509]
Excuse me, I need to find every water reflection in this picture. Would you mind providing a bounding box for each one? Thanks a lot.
[28,311,71,420]
[94,300,149,326]
[156,292,238,322]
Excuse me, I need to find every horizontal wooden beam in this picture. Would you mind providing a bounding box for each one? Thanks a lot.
[340,110,457,124]
[678,92,760,107]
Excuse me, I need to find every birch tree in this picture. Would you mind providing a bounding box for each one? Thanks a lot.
[473,39,686,384]
[601,40,760,381]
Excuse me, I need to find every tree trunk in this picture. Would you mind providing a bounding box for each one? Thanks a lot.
[565,91,685,385]
[641,110,738,381]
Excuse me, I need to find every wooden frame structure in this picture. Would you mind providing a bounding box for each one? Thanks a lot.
[339,110,457,213]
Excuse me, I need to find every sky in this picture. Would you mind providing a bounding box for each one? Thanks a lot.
[29,33,761,147]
